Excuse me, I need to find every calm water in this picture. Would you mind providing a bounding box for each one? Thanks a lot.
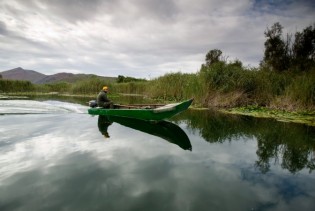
[0,97,315,211]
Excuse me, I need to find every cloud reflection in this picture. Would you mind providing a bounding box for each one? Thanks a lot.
[0,113,315,210]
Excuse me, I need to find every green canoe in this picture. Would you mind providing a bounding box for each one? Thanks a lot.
[88,98,193,121]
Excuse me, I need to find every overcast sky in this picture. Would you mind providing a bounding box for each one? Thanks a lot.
[0,0,314,78]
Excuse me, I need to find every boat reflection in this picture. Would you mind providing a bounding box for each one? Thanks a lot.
[98,115,192,151]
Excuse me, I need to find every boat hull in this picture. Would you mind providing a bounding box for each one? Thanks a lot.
[88,98,193,121]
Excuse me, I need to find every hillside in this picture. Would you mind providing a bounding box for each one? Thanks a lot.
[0,67,46,83]
[0,67,117,84]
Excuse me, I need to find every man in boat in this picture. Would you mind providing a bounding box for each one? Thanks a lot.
[97,86,114,108]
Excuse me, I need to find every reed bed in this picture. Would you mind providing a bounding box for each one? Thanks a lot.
[1,66,314,111]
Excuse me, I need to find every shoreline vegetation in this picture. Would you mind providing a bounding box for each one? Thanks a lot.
[1,22,314,126]
[220,107,315,127]
[1,92,314,126]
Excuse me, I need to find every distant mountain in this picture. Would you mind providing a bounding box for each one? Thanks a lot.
[0,67,117,84]
[0,67,46,83]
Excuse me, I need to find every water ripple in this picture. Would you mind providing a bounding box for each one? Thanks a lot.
[0,100,88,114]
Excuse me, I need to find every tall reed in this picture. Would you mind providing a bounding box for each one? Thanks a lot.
[147,72,202,102]
[112,82,148,95]
[0,80,35,93]
[35,82,72,93]
[285,70,315,109]
[70,76,112,95]
[1,65,314,111]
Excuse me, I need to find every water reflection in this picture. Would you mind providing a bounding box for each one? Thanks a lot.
[1,106,315,210]
[173,110,315,174]
[98,115,192,150]
[98,116,112,138]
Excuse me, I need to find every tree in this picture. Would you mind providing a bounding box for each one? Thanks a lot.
[117,75,147,83]
[229,59,243,68]
[263,22,290,72]
[117,75,125,83]
[0,74,2,79]
[292,25,315,71]
[205,49,223,66]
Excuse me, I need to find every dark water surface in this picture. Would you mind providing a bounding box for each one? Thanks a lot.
[0,98,315,211]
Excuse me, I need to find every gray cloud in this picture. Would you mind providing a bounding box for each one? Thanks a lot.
[0,0,314,77]
[0,20,8,35]
[6,0,104,22]
[136,0,178,21]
